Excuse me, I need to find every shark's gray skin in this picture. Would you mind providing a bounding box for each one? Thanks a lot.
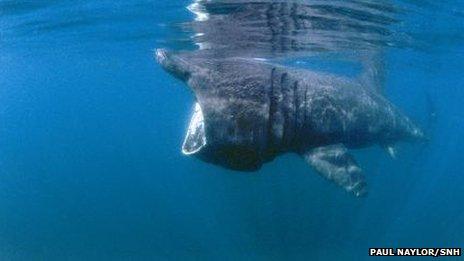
[156,49,424,197]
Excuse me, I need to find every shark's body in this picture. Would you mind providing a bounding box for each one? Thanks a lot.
[156,49,424,197]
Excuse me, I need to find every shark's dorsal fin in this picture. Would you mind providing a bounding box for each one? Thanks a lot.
[302,144,367,197]
[360,51,385,94]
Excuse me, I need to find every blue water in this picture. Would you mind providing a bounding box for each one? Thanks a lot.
[1,1,463,260]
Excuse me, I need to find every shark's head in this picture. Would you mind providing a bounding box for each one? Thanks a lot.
[156,49,206,154]
[156,49,193,82]
[181,101,263,171]
[156,49,264,171]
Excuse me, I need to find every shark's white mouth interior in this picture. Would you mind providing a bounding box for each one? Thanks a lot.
[182,102,207,155]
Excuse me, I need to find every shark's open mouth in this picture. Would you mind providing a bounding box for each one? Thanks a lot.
[182,102,207,155]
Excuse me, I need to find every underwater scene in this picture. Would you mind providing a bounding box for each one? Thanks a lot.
[1,0,463,260]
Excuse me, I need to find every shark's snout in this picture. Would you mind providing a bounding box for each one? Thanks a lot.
[155,48,191,81]
[155,48,168,65]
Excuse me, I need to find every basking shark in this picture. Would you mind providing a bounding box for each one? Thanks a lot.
[156,49,424,197]
[156,0,424,197]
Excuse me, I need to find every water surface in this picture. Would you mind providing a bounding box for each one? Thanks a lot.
[1,0,463,260]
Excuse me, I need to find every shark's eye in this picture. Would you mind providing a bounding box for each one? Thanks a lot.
[182,102,207,155]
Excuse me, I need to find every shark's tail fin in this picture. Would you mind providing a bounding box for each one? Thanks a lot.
[423,90,437,141]
[399,113,427,143]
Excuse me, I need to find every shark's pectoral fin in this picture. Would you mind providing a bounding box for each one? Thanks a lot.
[302,144,367,197]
